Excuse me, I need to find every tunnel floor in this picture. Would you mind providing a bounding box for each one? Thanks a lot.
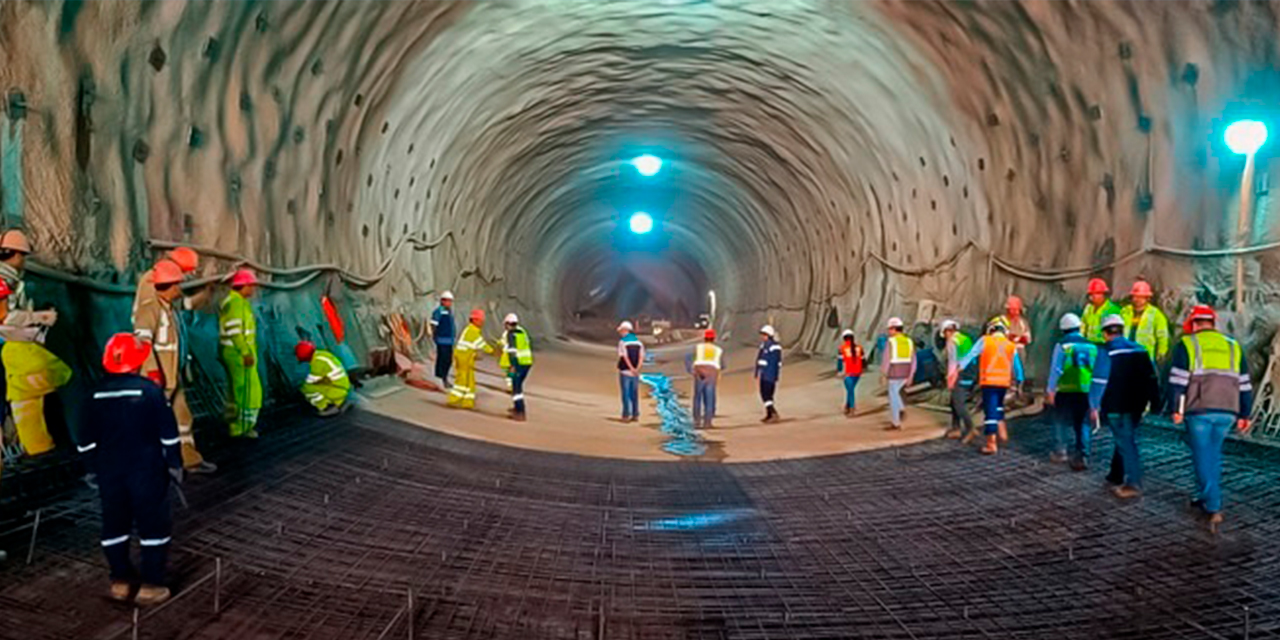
[2,409,1279,640]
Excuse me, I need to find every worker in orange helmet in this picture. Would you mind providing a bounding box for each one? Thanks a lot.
[1120,280,1170,363]
[447,309,494,410]
[1081,278,1121,344]
[0,229,35,312]
[219,269,262,438]
[133,260,216,473]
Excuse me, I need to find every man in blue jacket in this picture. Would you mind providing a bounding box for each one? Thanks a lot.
[1089,315,1161,500]
[755,325,782,423]
[1046,313,1097,470]
[430,291,456,388]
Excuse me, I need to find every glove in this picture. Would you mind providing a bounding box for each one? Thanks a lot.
[168,467,184,485]
[242,353,255,367]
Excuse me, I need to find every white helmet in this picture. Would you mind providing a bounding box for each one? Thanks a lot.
[1059,313,1083,331]
[939,319,959,332]
[760,325,776,337]
[440,291,454,300]
[887,317,904,329]
[504,313,519,324]
[1101,314,1125,331]
[841,329,854,338]
[617,321,634,332]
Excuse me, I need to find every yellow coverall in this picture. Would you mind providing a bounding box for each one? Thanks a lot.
[302,349,350,411]
[447,323,494,409]
[134,284,205,468]
[3,341,71,455]
[219,290,262,436]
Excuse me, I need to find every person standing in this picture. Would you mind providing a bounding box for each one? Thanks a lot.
[219,269,261,439]
[1081,278,1122,344]
[1,306,71,457]
[882,317,916,430]
[754,325,782,423]
[1045,313,1098,470]
[1168,305,1252,528]
[77,333,183,606]
[1088,315,1161,499]
[690,329,723,429]
[0,229,35,311]
[430,291,456,389]
[1121,280,1171,363]
[295,341,351,416]
[500,313,533,421]
[616,321,645,422]
[953,319,1023,454]
[448,309,494,409]
[940,320,976,440]
[998,295,1033,370]
[836,329,865,417]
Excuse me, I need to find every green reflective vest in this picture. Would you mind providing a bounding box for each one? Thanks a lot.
[1056,340,1098,393]
[952,332,974,361]
[218,290,257,356]
[1081,300,1122,344]
[1121,304,1170,362]
[1181,331,1242,413]
[308,349,351,391]
[501,327,533,368]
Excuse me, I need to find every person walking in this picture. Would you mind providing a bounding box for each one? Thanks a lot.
[1045,313,1098,470]
[690,329,723,429]
[882,317,916,430]
[77,333,183,606]
[836,330,865,417]
[1168,304,1253,528]
[447,309,494,409]
[500,313,533,421]
[295,341,351,416]
[953,319,1024,454]
[940,320,976,440]
[430,291,456,389]
[218,269,262,439]
[754,325,782,423]
[616,321,645,422]
[1088,315,1161,499]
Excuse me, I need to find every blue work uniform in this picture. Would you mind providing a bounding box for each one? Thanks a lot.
[1088,337,1160,488]
[431,305,456,383]
[755,338,782,416]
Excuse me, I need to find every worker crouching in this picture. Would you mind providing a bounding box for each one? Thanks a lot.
[448,309,494,409]
[501,314,533,421]
[296,341,351,416]
[78,334,183,606]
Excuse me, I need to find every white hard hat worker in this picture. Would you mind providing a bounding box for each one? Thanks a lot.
[617,321,634,333]
[440,291,454,300]
[504,313,519,325]
[759,325,776,338]
[841,329,854,339]
[939,319,959,334]
[1059,313,1083,332]
[1101,314,1125,332]
[887,317,904,330]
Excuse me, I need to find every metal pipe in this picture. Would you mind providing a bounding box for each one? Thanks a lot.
[25,508,41,565]
[1236,152,1256,316]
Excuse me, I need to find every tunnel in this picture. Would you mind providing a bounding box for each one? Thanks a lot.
[3,1,1280,637]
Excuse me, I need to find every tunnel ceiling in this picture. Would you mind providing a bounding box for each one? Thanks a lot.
[2,0,1279,348]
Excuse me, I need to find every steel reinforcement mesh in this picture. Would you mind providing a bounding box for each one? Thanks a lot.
[2,409,1279,640]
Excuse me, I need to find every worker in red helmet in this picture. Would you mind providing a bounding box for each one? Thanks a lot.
[219,269,262,438]
[295,341,350,416]
[1120,280,1170,363]
[1169,304,1253,530]
[1081,278,1121,344]
[447,309,494,409]
[690,328,723,429]
[76,333,183,606]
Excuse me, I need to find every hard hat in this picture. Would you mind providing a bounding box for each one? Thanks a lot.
[987,317,1009,332]
[440,291,454,300]
[760,324,776,337]
[0,229,31,254]
[152,260,184,286]
[704,328,717,340]
[295,340,317,362]
[504,313,519,324]
[1130,281,1153,297]
[1101,314,1125,330]
[618,321,634,332]
[939,319,959,332]
[1006,295,1024,312]
[166,247,199,273]
[1188,304,1217,323]
[0,280,13,300]
[1087,278,1110,295]
[1059,313,1083,331]
[886,317,904,329]
[102,333,152,374]
[841,329,855,338]
[469,308,486,323]
[229,269,258,288]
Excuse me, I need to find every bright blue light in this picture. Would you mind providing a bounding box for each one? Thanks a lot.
[629,212,654,234]
[631,154,663,177]
[1225,120,1268,155]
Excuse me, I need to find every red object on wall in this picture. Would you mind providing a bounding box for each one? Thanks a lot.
[322,295,346,343]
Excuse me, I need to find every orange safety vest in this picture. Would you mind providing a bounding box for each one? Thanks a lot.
[979,334,1017,388]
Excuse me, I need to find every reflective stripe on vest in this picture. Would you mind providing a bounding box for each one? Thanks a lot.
[1057,341,1097,393]
[980,335,1017,388]
[1181,331,1244,413]
[889,334,914,364]
[694,343,723,368]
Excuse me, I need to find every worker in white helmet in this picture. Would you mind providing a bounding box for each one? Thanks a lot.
[882,317,916,430]
[429,291,456,389]
[500,313,533,421]
[754,325,782,423]
[1045,313,1099,470]
[615,321,644,422]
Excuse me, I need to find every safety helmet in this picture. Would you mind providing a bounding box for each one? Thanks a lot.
[760,324,776,337]
[704,329,717,340]
[440,291,454,300]
[295,340,317,362]
[987,317,1009,333]
[504,313,519,325]
[618,321,634,332]
[1130,281,1153,297]
[1006,295,1024,313]
[0,280,11,300]
[1188,304,1217,323]
[939,319,959,332]
[1101,314,1125,331]
[102,333,152,374]
[469,308,486,323]
[1087,278,1110,295]
[841,329,855,338]
[166,247,199,273]
[1059,313,1083,331]
[886,317,904,329]
[152,260,184,286]
[0,229,31,254]
[230,269,258,288]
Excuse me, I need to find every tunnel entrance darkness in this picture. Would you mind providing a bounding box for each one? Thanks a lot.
[558,244,709,342]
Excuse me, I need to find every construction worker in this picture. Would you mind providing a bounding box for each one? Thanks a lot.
[133,260,216,473]
[77,333,182,606]
[616,321,645,422]
[1169,305,1253,528]
[1121,280,1171,363]
[953,319,1024,454]
[997,295,1033,360]
[1089,315,1161,500]
[0,229,34,311]
[430,291,456,388]
[295,341,350,415]
[219,269,261,438]
[754,325,782,423]
[690,328,723,429]
[1081,278,1122,344]
[882,317,915,430]
[940,320,976,440]
[0,279,11,561]
[1045,313,1098,469]
[500,313,533,421]
[131,247,210,321]
[1,301,71,457]
[447,309,494,409]
[836,329,865,417]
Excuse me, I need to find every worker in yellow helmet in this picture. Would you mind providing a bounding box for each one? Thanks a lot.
[219,269,262,438]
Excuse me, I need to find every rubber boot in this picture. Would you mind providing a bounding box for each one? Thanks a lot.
[135,585,171,606]
[981,435,998,455]
[109,581,131,602]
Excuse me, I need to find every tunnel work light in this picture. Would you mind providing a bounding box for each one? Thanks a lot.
[630,154,663,177]
[629,212,654,234]
[1224,120,1268,155]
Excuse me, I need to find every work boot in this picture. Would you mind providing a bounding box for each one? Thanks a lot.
[511,411,527,422]
[944,428,961,440]
[135,585,171,606]
[319,405,341,417]
[1049,450,1069,464]
[764,408,780,424]
[1069,457,1088,472]
[1207,512,1225,532]
[108,581,131,602]
[997,422,1009,443]
[961,429,978,445]
[981,435,998,455]
[1111,485,1142,500]
[884,423,902,431]
[244,429,260,439]
[187,460,218,475]
[843,407,852,417]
